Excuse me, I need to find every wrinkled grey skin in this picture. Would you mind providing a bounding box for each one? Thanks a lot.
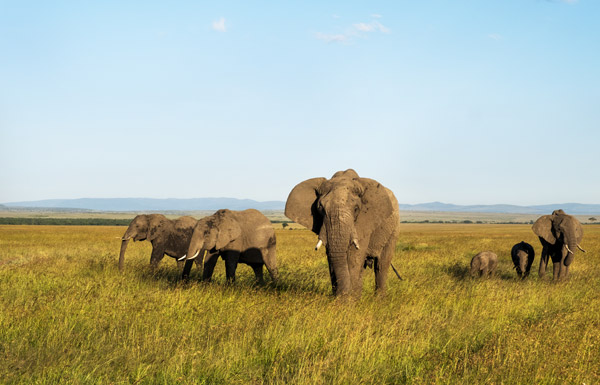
[119,214,199,272]
[285,169,400,297]
[181,209,278,284]
[470,251,498,278]
[511,241,535,279]
[532,209,584,280]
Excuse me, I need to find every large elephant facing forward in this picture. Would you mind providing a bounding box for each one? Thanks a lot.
[285,169,400,297]
[119,214,199,272]
[532,209,585,280]
[181,209,278,284]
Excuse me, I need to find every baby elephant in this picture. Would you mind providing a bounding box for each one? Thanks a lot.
[470,251,498,278]
[511,241,535,279]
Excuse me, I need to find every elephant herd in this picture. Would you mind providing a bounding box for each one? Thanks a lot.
[470,209,587,280]
[118,169,587,297]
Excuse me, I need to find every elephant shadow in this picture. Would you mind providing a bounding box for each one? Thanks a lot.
[444,262,470,280]
[136,266,186,288]
[266,271,331,296]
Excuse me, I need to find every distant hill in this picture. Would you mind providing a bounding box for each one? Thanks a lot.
[2,198,285,212]
[398,202,600,215]
[3,198,600,215]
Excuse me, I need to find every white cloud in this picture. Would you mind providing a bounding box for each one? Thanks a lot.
[354,22,375,32]
[315,32,348,43]
[374,21,390,34]
[212,17,226,32]
[316,18,390,44]
[488,33,503,41]
[353,21,390,34]
[371,14,382,19]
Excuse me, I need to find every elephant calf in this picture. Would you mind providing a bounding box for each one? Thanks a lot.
[470,251,498,278]
[511,241,535,279]
[181,209,278,284]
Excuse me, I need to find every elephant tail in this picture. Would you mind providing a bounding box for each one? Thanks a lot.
[390,263,403,280]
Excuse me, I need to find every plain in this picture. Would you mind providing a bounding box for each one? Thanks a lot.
[1,224,599,384]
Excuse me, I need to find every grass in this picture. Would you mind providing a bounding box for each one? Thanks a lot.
[1,224,599,384]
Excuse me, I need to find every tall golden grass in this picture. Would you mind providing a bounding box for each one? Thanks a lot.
[1,224,599,384]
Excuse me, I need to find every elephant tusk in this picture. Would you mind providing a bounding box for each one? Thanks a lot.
[178,254,187,261]
[577,244,587,253]
[565,245,574,254]
[188,250,201,260]
[315,239,323,251]
[352,239,360,250]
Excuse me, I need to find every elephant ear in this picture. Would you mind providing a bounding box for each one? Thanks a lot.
[355,178,400,257]
[525,242,535,259]
[215,211,242,250]
[285,177,326,234]
[147,215,167,241]
[532,215,556,244]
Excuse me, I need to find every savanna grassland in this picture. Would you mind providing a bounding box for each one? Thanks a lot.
[1,224,599,384]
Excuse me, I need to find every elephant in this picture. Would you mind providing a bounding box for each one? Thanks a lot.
[532,209,586,280]
[511,241,535,279]
[119,214,200,272]
[285,169,400,297]
[181,209,278,284]
[470,251,498,278]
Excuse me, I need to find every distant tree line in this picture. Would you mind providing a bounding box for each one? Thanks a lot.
[0,218,296,226]
[401,220,537,224]
[0,218,132,226]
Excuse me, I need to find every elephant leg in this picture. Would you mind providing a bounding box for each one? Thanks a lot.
[374,238,395,295]
[250,263,265,284]
[149,246,165,270]
[551,248,564,280]
[202,251,219,282]
[538,247,549,278]
[558,247,572,280]
[327,254,338,296]
[481,267,489,277]
[263,244,279,283]
[552,261,561,280]
[223,250,240,283]
[182,259,194,280]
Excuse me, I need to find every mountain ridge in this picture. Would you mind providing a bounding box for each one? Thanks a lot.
[3,198,600,215]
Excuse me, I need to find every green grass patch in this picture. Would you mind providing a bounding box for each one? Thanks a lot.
[1,224,599,384]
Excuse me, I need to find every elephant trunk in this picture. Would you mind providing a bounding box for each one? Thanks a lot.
[324,208,355,296]
[118,238,130,271]
[564,227,578,266]
[470,258,480,277]
[519,252,528,276]
[329,251,351,295]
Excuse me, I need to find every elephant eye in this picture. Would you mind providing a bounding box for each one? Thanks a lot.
[317,201,325,214]
[354,205,360,217]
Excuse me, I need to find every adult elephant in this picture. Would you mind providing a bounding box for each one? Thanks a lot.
[181,209,278,284]
[285,169,400,297]
[532,209,586,280]
[119,214,200,272]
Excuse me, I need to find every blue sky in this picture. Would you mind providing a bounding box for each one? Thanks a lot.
[1,0,598,205]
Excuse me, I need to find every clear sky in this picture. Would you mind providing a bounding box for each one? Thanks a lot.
[1,0,598,205]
